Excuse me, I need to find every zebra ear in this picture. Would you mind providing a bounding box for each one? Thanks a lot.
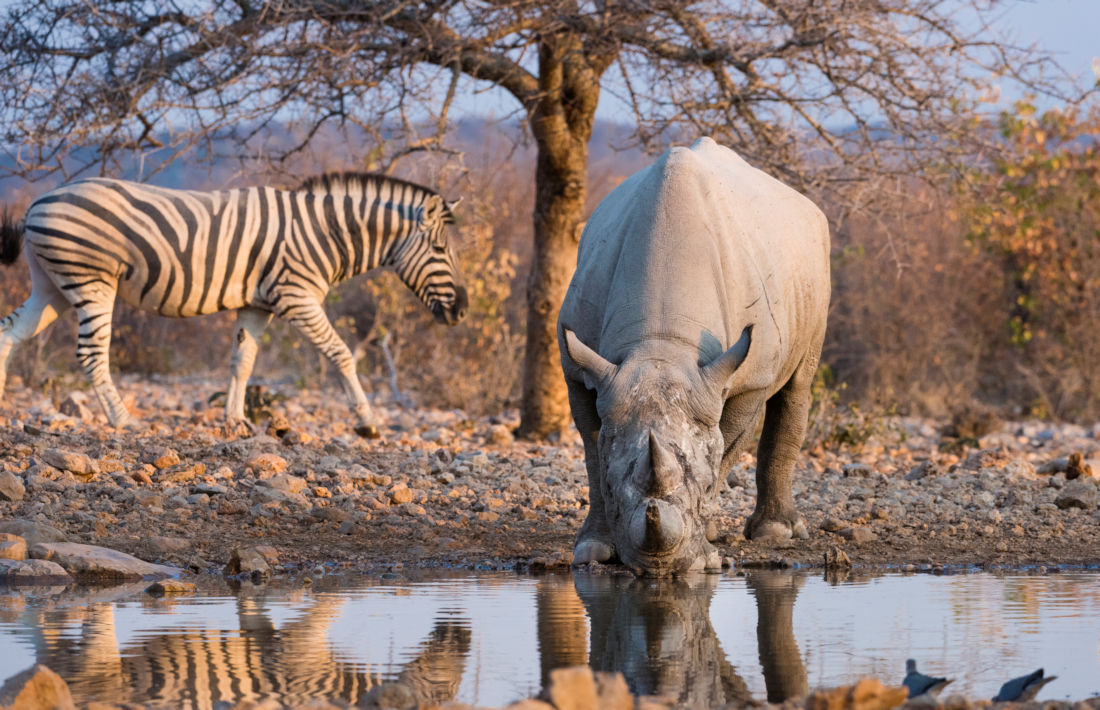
[445,197,462,212]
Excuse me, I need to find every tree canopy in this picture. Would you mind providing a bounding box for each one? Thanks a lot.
[0,0,1075,436]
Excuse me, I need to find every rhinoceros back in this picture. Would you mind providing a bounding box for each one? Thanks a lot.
[561,137,829,396]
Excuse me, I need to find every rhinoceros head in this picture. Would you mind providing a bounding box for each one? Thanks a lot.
[564,327,751,575]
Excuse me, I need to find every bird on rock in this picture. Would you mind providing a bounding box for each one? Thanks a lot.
[903,659,953,698]
[992,668,1057,702]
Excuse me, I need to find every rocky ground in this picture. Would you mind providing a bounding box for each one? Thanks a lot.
[0,374,1099,577]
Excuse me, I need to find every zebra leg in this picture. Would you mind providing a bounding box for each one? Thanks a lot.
[280,300,380,438]
[0,255,72,400]
[226,306,273,423]
[68,287,131,427]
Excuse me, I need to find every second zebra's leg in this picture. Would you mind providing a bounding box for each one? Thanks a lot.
[0,254,72,400]
[280,299,380,438]
[68,285,131,427]
[226,306,273,424]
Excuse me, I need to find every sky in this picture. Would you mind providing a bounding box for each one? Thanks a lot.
[992,0,1099,101]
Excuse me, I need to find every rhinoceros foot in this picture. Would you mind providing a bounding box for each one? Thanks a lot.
[572,538,617,565]
[745,512,809,544]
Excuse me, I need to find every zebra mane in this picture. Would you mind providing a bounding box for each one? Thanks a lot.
[296,172,455,223]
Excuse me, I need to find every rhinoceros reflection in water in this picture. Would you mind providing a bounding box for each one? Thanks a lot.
[536,571,809,706]
[15,586,471,710]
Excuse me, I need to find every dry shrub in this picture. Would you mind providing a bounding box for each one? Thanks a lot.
[823,180,1003,419]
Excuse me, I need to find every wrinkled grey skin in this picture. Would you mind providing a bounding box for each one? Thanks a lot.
[558,137,830,575]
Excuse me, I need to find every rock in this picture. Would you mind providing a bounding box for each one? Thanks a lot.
[0,534,27,561]
[259,473,308,496]
[805,678,908,710]
[246,453,288,477]
[389,485,414,505]
[1037,457,1069,475]
[145,579,197,595]
[843,463,873,477]
[147,536,190,555]
[0,558,72,584]
[593,671,633,710]
[158,463,204,484]
[1066,452,1093,480]
[29,542,179,580]
[38,448,98,477]
[0,472,25,502]
[0,664,76,710]
[543,666,598,710]
[487,424,514,446]
[224,547,271,578]
[839,527,878,544]
[0,520,67,547]
[194,483,228,495]
[1054,481,1098,510]
[58,391,94,421]
[357,681,418,709]
[905,461,940,482]
[504,701,555,710]
[821,517,847,533]
[825,546,852,570]
[961,448,1009,472]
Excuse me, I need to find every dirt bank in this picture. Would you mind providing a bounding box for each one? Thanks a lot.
[1,375,1098,574]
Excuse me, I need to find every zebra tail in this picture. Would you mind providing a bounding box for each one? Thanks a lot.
[0,205,24,266]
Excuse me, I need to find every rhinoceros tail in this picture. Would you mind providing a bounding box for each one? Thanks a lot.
[0,206,24,266]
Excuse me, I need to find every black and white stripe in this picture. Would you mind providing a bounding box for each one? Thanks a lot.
[0,173,468,435]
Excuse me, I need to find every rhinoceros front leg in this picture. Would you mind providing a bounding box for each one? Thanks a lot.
[567,378,617,565]
[745,357,815,542]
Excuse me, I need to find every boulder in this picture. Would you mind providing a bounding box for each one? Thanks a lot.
[145,579,198,595]
[38,449,98,477]
[0,664,75,710]
[0,472,25,502]
[58,391,93,421]
[0,521,67,547]
[224,547,271,578]
[29,542,180,580]
[0,559,72,585]
[542,667,598,710]
[1054,480,1098,510]
[0,534,27,561]
[806,678,908,710]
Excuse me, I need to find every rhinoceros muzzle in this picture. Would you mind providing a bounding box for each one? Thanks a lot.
[630,497,685,554]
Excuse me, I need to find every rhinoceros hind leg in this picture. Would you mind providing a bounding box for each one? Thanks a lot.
[746,353,817,543]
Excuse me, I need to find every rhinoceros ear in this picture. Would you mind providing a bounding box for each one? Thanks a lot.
[701,325,752,394]
[563,329,617,390]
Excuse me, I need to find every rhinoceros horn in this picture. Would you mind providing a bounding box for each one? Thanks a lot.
[644,432,680,497]
[563,329,617,389]
[700,325,752,394]
[631,498,685,554]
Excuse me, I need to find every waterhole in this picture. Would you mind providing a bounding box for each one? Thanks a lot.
[1,570,1097,708]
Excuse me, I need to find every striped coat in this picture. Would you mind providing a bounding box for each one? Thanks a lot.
[0,173,468,436]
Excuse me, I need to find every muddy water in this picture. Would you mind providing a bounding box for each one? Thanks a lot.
[0,570,1098,709]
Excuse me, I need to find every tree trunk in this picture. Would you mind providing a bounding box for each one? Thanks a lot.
[516,36,599,439]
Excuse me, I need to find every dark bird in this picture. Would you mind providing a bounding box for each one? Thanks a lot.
[992,668,1057,702]
[903,659,953,698]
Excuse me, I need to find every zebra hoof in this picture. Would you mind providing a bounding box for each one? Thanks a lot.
[354,424,381,439]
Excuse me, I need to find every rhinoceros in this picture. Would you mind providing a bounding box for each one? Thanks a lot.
[558,137,830,575]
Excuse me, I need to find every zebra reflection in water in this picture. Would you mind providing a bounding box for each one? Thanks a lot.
[13,585,471,709]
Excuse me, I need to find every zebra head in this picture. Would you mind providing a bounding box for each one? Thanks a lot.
[390,194,468,326]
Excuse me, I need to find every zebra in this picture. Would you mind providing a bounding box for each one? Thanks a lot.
[0,172,468,438]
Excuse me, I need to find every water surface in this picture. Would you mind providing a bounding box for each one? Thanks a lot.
[1,570,1097,708]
